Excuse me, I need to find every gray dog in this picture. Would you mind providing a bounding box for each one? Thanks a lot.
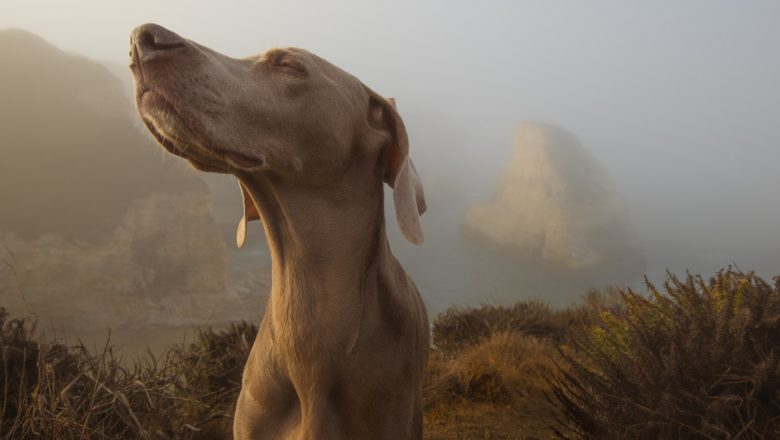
[129,23,429,440]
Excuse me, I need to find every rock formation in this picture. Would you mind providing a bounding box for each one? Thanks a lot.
[0,29,207,242]
[464,123,644,280]
[0,30,236,334]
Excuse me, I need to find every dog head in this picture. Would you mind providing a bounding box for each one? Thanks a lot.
[129,23,426,245]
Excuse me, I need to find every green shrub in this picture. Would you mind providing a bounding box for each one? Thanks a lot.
[551,270,780,439]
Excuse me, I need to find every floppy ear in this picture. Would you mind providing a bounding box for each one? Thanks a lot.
[367,91,426,244]
[236,181,261,248]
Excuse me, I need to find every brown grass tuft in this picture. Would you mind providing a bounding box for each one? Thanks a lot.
[432,301,574,356]
[0,308,257,440]
[426,332,557,406]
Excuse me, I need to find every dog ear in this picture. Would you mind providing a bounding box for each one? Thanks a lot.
[236,181,261,248]
[368,91,426,244]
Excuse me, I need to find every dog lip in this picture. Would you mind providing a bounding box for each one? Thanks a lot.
[136,85,151,99]
[136,87,164,113]
[142,117,181,156]
[224,151,266,170]
[136,87,265,172]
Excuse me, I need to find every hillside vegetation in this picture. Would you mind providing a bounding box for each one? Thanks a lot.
[1,269,778,439]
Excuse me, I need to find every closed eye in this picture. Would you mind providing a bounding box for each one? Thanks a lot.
[273,56,307,75]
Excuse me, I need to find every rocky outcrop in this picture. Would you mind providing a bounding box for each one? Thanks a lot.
[0,193,231,330]
[0,30,238,333]
[463,123,644,279]
[0,29,207,242]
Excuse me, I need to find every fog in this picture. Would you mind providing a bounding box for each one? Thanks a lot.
[1,1,779,351]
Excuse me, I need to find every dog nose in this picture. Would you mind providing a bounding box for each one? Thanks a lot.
[131,23,186,63]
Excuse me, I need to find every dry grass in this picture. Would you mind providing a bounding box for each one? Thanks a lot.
[0,309,255,439]
[3,269,778,439]
[424,299,592,439]
[432,301,573,356]
[425,332,561,439]
[1,302,566,439]
[426,332,556,406]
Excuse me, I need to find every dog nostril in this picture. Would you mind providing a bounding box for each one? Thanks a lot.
[138,30,157,50]
[134,26,186,57]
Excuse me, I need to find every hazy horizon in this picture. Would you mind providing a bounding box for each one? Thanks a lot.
[2,1,779,309]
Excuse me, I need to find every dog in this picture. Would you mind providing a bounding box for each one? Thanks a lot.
[129,23,429,439]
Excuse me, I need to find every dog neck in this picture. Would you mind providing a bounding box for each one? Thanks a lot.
[238,171,392,330]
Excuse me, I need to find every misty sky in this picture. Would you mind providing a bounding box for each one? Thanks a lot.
[3,0,780,282]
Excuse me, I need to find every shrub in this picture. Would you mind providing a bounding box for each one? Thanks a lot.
[426,331,557,407]
[432,301,573,355]
[0,307,255,440]
[168,322,257,418]
[551,270,780,439]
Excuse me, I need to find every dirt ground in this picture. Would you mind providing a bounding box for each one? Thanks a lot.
[424,401,557,439]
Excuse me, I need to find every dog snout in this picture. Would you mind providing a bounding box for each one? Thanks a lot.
[131,23,186,65]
